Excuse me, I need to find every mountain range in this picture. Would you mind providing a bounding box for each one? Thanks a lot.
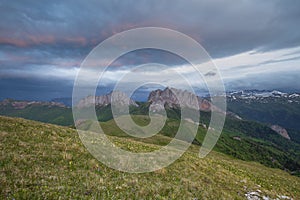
[1,87,300,176]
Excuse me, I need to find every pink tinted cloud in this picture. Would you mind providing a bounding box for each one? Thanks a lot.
[0,34,89,47]
[0,38,28,47]
[63,37,87,46]
[5,53,31,62]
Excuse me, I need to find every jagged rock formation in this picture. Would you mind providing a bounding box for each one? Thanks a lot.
[270,125,291,140]
[226,111,242,120]
[147,87,221,112]
[0,99,66,109]
[76,91,138,108]
[227,90,300,103]
[51,97,72,107]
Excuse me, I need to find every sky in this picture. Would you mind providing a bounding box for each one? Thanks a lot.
[0,0,300,101]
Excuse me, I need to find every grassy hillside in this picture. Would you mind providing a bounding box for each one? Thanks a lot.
[0,116,299,199]
[0,104,73,126]
[1,100,300,175]
[227,99,300,131]
[99,115,300,176]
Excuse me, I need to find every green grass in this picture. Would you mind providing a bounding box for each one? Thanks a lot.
[0,104,73,126]
[98,115,300,175]
[2,99,300,175]
[0,116,300,199]
[227,97,300,131]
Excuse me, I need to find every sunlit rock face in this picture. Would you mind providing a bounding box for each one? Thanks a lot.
[270,125,291,140]
[77,91,138,108]
[148,87,215,112]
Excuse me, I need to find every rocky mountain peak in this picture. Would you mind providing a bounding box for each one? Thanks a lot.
[0,99,66,109]
[76,90,138,108]
[148,87,216,112]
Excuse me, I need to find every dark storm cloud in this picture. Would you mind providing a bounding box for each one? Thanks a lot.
[224,70,300,93]
[1,0,300,57]
[0,77,74,101]
[225,55,300,72]
[205,71,216,77]
[0,0,300,99]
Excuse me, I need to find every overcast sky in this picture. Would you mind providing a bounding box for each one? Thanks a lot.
[0,0,300,100]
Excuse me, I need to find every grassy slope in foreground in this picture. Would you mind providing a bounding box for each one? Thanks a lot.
[0,116,299,199]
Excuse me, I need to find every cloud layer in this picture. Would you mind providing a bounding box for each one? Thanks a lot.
[0,0,300,100]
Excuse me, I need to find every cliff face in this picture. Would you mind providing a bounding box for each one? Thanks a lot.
[270,125,291,140]
[147,87,217,112]
[77,91,138,108]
